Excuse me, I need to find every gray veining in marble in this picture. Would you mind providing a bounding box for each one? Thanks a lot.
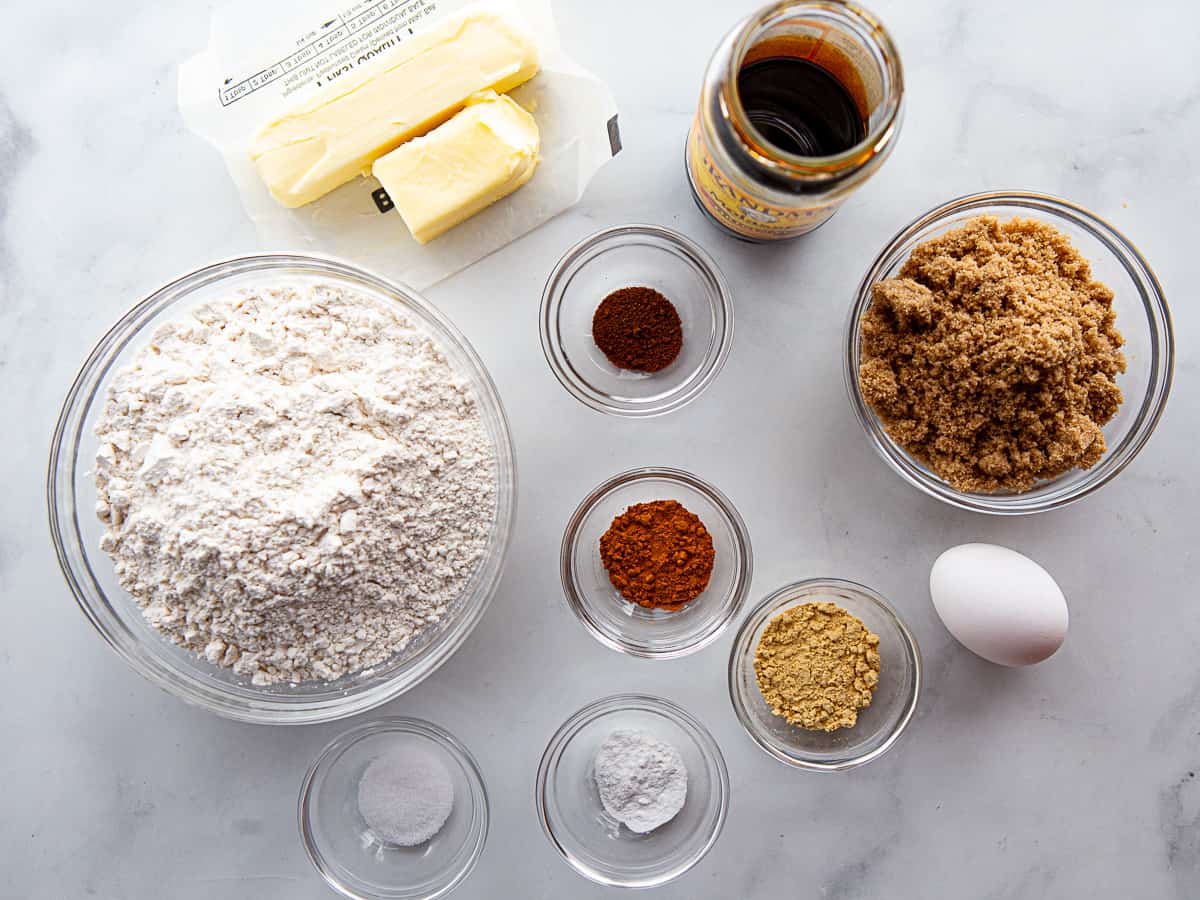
[1,1,1198,898]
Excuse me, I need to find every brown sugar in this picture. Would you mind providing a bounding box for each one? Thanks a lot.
[858,216,1126,493]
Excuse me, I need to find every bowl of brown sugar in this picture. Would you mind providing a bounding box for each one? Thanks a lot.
[845,192,1173,515]
[560,467,753,658]
[540,224,734,417]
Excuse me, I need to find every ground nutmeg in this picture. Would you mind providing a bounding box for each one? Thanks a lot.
[599,500,714,611]
[592,286,683,372]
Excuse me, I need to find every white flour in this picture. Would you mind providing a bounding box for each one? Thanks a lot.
[93,282,496,685]
[593,729,687,833]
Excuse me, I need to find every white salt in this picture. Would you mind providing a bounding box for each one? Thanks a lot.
[357,746,454,846]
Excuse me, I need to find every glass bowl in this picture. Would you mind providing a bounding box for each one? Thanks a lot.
[728,579,920,772]
[46,254,516,724]
[845,191,1174,515]
[540,224,734,417]
[299,718,488,900]
[560,467,753,658]
[536,694,729,889]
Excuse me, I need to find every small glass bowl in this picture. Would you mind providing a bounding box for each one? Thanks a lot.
[536,694,729,889]
[728,579,920,772]
[299,718,488,900]
[540,224,734,417]
[47,254,516,724]
[845,191,1174,515]
[560,468,753,658]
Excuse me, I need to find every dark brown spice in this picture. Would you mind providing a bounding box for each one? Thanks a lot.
[599,500,715,611]
[592,287,683,372]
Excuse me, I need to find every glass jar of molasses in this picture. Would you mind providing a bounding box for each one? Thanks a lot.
[687,1,904,241]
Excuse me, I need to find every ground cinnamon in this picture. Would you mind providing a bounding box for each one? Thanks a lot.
[592,287,683,372]
[599,500,715,611]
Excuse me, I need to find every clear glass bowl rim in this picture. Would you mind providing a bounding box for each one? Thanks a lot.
[298,716,489,900]
[843,190,1175,515]
[559,466,754,659]
[727,577,921,772]
[539,223,735,418]
[46,252,517,724]
[534,692,730,889]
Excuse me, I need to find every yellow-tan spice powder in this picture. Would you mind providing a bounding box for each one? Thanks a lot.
[753,602,881,732]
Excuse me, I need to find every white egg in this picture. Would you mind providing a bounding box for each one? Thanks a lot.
[929,543,1068,667]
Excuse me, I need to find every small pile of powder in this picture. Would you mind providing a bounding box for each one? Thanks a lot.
[599,500,715,611]
[593,729,687,833]
[858,215,1126,493]
[358,746,454,846]
[592,286,683,373]
[754,602,881,732]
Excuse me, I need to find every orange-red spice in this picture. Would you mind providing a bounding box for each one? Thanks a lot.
[599,500,715,611]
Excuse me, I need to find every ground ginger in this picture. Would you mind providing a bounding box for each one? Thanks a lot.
[754,602,881,732]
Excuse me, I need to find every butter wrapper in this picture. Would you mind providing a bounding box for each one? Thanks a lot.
[178,0,620,289]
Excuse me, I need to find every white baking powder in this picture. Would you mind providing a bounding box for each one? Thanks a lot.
[593,729,688,833]
[358,746,454,846]
[93,282,496,685]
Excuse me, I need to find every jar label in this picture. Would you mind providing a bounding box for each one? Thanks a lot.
[686,117,838,240]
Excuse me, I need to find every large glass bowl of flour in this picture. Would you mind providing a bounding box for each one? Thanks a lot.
[48,254,516,724]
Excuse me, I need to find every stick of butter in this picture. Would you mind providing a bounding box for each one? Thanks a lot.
[372,91,540,244]
[249,7,539,208]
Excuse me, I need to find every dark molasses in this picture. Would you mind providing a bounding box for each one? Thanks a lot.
[737,57,865,157]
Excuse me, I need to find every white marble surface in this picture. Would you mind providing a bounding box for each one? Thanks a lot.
[2,1,1198,897]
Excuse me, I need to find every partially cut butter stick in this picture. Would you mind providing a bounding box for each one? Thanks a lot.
[249,7,539,209]
[372,92,540,244]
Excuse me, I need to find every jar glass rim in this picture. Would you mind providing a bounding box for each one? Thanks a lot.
[721,0,904,176]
